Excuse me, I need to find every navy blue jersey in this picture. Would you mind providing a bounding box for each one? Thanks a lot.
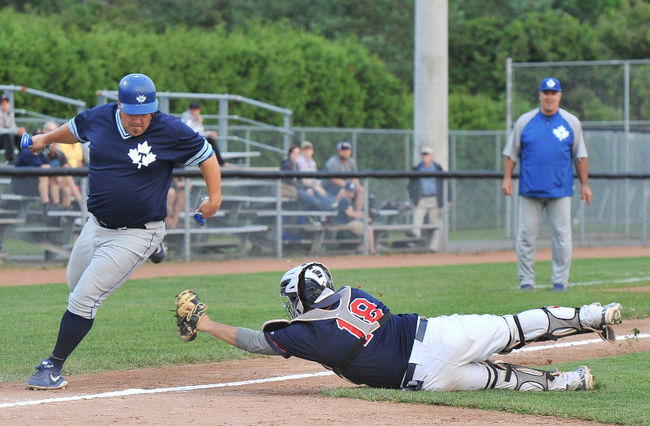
[69,103,213,227]
[15,149,48,167]
[264,287,418,388]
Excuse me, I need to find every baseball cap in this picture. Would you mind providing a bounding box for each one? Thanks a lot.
[0,94,9,103]
[421,146,433,155]
[345,181,357,191]
[540,77,562,92]
[189,101,200,109]
[301,140,313,149]
[337,141,351,150]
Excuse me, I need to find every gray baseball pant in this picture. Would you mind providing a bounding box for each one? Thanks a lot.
[516,195,572,287]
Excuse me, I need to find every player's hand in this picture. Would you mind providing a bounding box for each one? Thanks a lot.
[501,178,513,196]
[196,195,222,219]
[581,184,592,205]
[26,133,49,153]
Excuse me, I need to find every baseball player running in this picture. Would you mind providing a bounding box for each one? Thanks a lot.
[25,73,222,390]
[176,262,622,392]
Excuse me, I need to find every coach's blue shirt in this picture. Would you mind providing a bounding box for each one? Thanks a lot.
[503,108,588,199]
[69,103,214,228]
[264,287,418,388]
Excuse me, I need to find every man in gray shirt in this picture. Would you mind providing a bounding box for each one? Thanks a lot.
[1,94,26,164]
[323,141,364,211]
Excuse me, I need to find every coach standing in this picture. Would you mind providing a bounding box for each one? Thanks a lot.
[24,73,222,389]
[502,77,592,292]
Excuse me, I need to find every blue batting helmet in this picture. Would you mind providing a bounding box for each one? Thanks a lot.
[118,73,159,114]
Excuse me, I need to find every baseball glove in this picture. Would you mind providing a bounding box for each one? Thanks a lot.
[174,290,208,342]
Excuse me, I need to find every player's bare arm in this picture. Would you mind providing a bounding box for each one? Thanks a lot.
[502,156,516,196]
[575,157,592,204]
[197,155,222,217]
[29,123,78,152]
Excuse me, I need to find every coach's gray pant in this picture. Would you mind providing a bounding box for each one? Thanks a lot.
[516,195,572,287]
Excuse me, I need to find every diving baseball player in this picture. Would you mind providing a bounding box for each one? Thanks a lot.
[175,262,622,392]
[25,73,222,390]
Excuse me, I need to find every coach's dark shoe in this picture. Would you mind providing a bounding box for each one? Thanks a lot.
[519,283,534,290]
[553,283,567,291]
[26,359,67,390]
[149,243,166,264]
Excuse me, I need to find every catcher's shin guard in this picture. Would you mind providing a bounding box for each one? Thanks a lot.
[501,305,612,353]
[481,361,554,391]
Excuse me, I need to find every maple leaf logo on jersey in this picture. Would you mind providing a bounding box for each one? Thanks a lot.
[553,125,570,141]
[128,141,157,169]
[136,94,147,103]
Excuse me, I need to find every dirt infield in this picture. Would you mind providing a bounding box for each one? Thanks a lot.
[1,246,649,425]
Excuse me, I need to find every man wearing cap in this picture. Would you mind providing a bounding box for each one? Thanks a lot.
[502,77,592,292]
[323,141,364,211]
[1,94,26,164]
[23,73,222,390]
[407,146,448,252]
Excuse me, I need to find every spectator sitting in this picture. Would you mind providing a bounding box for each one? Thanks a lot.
[296,140,336,208]
[43,121,84,210]
[165,177,185,229]
[56,131,85,168]
[181,101,230,167]
[323,141,364,211]
[11,139,54,215]
[337,181,376,254]
[281,145,332,211]
[1,94,26,165]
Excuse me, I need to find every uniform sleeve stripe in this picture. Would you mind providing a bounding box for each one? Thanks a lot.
[186,139,214,166]
[68,118,89,143]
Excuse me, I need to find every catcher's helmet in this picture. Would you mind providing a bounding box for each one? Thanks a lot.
[118,73,159,115]
[280,262,338,319]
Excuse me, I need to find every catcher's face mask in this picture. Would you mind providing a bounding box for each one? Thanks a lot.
[279,262,337,319]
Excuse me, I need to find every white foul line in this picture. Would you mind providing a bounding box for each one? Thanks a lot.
[2,333,648,409]
[0,371,335,409]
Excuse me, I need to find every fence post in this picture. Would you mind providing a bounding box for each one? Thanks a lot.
[182,176,191,263]
[442,178,448,253]
[643,179,648,246]
[275,180,283,258]
[362,177,369,255]
[219,98,229,153]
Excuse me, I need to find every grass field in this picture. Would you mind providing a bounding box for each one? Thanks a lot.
[1,256,648,423]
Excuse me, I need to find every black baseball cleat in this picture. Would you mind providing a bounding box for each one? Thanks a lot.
[149,243,166,264]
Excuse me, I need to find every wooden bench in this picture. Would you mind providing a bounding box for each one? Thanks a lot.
[0,194,41,219]
[165,224,269,256]
[0,217,26,263]
[9,207,84,260]
[277,221,440,256]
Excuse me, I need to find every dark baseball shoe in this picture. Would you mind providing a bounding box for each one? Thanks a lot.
[149,243,166,264]
[553,283,567,291]
[26,359,67,390]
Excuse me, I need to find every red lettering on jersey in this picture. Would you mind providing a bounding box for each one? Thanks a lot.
[336,319,374,346]
[350,299,384,323]
[334,298,384,345]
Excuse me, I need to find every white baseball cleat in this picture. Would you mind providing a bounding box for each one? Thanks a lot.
[579,302,622,329]
[550,365,594,391]
[579,302,622,342]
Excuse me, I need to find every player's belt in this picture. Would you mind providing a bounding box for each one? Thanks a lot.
[96,218,147,230]
[401,316,428,390]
